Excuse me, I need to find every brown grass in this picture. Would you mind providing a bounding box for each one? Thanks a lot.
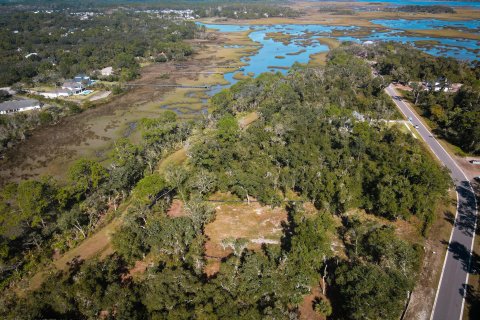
[0,30,256,185]
[157,147,187,173]
[406,29,480,41]
[238,111,259,129]
[204,193,287,262]
[200,1,480,40]
[308,37,339,66]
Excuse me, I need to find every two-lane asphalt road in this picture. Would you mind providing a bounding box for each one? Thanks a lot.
[385,85,478,320]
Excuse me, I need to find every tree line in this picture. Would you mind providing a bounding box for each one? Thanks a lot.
[360,42,480,154]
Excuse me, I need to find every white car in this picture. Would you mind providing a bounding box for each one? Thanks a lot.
[470,160,480,165]
[414,125,419,129]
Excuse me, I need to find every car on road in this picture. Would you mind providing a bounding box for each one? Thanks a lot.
[470,160,480,165]
[414,125,419,129]
[408,117,412,122]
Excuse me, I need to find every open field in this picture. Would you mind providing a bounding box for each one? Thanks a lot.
[203,192,287,275]
[17,110,260,294]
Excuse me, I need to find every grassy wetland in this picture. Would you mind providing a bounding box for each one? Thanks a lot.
[0,29,258,184]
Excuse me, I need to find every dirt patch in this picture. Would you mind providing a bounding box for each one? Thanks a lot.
[89,90,111,101]
[128,260,150,277]
[393,83,413,92]
[203,193,287,273]
[455,156,480,181]
[166,199,185,218]
[299,285,325,320]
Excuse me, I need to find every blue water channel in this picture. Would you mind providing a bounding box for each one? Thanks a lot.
[360,0,480,8]
[201,20,479,95]
[371,18,480,31]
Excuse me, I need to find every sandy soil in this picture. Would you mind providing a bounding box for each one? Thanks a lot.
[299,285,325,320]
[166,199,185,218]
[203,193,287,275]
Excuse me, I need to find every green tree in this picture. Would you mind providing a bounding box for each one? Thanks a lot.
[68,159,108,198]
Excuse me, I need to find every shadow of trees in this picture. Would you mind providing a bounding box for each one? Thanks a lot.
[444,210,455,226]
[445,240,480,274]
[463,283,480,320]
[454,181,478,238]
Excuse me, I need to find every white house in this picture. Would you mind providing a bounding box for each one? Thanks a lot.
[62,81,85,94]
[0,99,42,114]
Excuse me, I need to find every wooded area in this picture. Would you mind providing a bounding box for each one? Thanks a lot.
[0,45,451,319]
[370,43,480,154]
[0,10,196,86]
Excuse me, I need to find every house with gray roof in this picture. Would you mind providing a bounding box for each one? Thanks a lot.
[0,99,42,114]
[62,81,85,94]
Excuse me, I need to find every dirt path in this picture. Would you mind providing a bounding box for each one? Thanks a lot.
[24,110,260,289]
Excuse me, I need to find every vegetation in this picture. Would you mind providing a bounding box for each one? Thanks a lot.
[0,45,451,319]
[194,3,301,19]
[0,10,197,87]
[368,42,480,154]
[388,5,456,14]
[0,111,192,290]
[0,98,83,154]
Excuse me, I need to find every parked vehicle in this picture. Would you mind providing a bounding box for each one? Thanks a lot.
[469,160,480,165]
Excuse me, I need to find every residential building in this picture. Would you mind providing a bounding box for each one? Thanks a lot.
[74,74,94,86]
[62,81,85,94]
[0,99,41,114]
[38,89,71,98]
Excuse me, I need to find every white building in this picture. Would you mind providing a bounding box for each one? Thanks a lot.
[38,89,71,99]
[62,81,85,94]
[0,99,42,114]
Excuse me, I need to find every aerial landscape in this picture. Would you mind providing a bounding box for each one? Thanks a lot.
[0,0,479,319]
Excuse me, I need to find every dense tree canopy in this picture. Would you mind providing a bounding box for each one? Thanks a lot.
[0,10,197,86]
[0,44,451,319]
[367,42,480,154]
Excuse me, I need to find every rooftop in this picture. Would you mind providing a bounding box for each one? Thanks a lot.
[0,99,40,112]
